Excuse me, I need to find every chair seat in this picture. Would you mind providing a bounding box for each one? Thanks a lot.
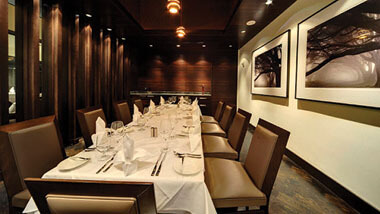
[201,123,226,137]
[204,158,267,208]
[202,135,238,160]
[12,189,31,208]
[201,116,218,124]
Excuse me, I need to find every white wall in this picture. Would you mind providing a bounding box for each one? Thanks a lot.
[237,0,380,210]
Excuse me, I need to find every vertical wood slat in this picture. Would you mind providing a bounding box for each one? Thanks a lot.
[0,0,8,124]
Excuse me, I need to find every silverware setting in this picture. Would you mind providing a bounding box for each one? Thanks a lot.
[96,153,116,174]
[151,150,164,176]
[183,125,195,128]
[173,151,201,159]
[155,149,168,176]
[70,156,91,161]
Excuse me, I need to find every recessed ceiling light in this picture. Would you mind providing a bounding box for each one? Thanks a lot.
[121,37,126,41]
[149,44,153,47]
[246,20,256,26]
[176,44,181,47]
[202,44,206,48]
[265,0,273,5]
[229,45,233,48]
[107,28,112,31]
[75,14,80,17]
[85,13,92,18]
[241,30,246,34]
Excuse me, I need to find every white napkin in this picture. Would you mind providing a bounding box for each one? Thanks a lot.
[149,99,156,113]
[91,131,106,146]
[95,117,106,133]
[160,96,165,105]
[113,135,153,176]
[178,96,184,104]
[133,104,142,122]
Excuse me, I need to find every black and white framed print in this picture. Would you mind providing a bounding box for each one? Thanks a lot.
[296,0,380,108]
[251,30,289,97]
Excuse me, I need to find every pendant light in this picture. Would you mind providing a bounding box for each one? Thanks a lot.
[176,0,186,38]
[167,0,181,14]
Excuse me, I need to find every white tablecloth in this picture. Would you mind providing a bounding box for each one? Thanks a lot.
[24,104,216,214]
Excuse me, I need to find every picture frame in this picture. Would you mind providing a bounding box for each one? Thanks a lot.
[296,0,380,108]
[251,30,290,97]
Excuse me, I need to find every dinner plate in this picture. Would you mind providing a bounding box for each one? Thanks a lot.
[173,158,203,175]
[57,157,90,172]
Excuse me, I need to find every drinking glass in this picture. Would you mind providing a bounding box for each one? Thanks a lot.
[111,121,124,134]
[96,134,110,161]
[137,116,146,131]
[159,119,171,149]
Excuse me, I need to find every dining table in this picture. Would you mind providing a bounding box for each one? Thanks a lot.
[23,103,217,214]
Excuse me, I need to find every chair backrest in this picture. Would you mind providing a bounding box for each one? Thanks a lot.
[0,116,65,207]
[77,106,107,148]
[218,105,236,132]
[113,101,132,125]
[214,101,224,122]
[25,178,157,214]
[134,99,144,114]
[244,119,290,199]
[227,109,252,154]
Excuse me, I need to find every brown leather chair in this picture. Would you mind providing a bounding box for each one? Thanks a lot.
[25,178,157,214]
[201,101,224,124]
[77,106,107,148]
[113,100,132,125]
[204,119,290,213]
[203,109,252,160]
[201,105,236,137]
[134,99,144,114]
[0,116,65,213]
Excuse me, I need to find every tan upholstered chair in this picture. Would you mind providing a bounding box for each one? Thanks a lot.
[25,178,157,214]
[113,100,132,125]
[203,109,252,160]
[77,106,107,148]
[201,105,236,137]
[201,101,224,124]
[0,116,65,213]
[134,99,144,114]
[204,119,290,213]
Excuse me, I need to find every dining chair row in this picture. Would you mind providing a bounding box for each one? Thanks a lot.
[200,101,290,214]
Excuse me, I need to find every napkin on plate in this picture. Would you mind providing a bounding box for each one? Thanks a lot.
[113,135,153,176]
[160,96,165,105]
[149,99,156,113]
[133,104,142,122]
[95,117,106,133]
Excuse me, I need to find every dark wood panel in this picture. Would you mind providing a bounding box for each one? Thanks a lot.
[0,0,8,125]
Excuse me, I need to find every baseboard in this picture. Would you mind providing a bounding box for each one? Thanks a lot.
[285,149,379,214]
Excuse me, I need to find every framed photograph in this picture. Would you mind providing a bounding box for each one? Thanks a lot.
[296,0,380,108]
[251,30,290,97]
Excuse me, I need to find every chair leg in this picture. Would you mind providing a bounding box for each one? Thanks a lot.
[260,205,269,214]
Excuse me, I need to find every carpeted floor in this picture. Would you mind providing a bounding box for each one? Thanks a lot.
[0,132,358,213]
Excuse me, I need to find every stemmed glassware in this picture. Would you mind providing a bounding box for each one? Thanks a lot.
[159,119,171,149]
[111,121,124,134]
[137,115,146,131]
[96,134,110,161]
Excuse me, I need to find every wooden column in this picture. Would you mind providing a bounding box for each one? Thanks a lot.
[102,34,111,120]
[15,0,40,121]
[0,0,8,124]
[77,23,92,109]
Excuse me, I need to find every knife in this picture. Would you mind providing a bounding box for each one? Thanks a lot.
[155,150,168,176]
[96,154,116,174]
[151,151,163,176]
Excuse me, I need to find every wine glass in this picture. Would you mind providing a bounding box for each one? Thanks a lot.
[159,119,171,149]
[137,116,146,131]
[111,121,124,133]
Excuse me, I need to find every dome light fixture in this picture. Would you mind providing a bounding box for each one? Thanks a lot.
[246,20,256,26]
[167,0,181,14]
[176,26,186,38]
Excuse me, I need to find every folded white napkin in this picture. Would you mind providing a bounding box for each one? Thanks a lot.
[160,96,165,105]
[113,135,153,176]
[91,131,106,147]
[133,104,142,122]
[178,96,184,104]
[95,117,106,133]
[149,99,155,113]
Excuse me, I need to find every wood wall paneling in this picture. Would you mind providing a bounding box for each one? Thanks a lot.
[0,0,8,125]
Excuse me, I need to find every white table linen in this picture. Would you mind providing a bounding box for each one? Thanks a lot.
[23,104,216,214]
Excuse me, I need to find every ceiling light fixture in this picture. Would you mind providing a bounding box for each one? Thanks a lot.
[229,45,233,48]
[121,37,126,41]
[75,14,80,17]
[176,44,181,47]
[85,13,92,18]
[202,44,206,48]
[149,44,153,47]
[246,20,256,26]
[167,0,181,14]
[241,30,246,34]
[176,26,186,38]
[265,0,273,5]
[107,28,112,31]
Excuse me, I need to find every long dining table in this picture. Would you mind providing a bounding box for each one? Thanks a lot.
[24,104,217,214]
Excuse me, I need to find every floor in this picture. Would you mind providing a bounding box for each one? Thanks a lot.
[0,132,359,214]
